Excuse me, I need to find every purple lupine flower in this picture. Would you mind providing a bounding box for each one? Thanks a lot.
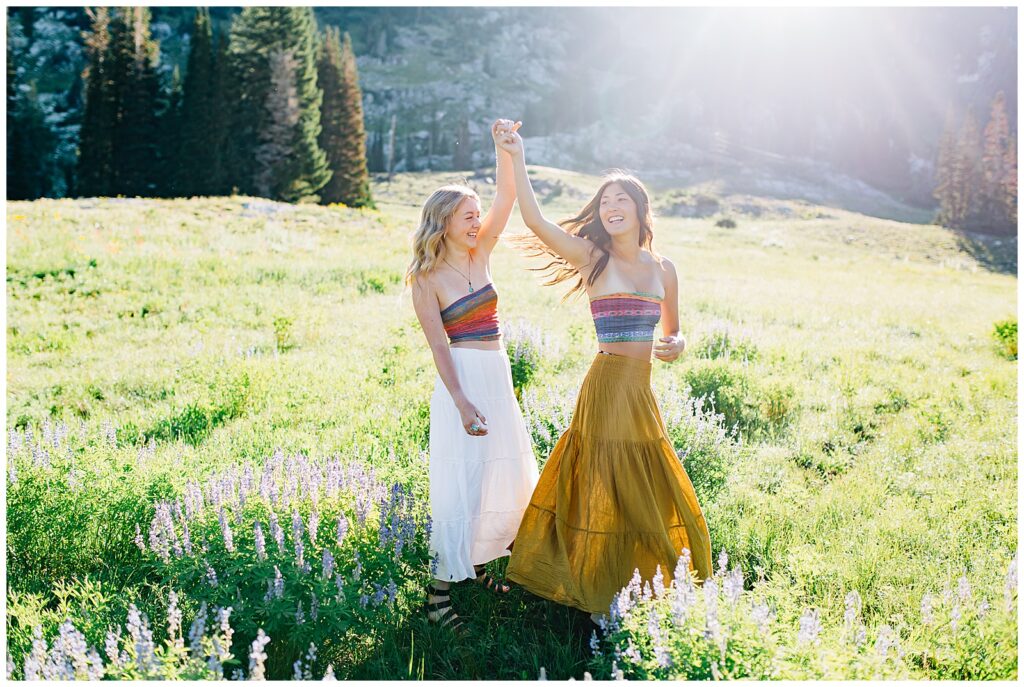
[958,575,972,603]
[104,627,124,669]
[308,509,319,545]
[920,592,934,625]
[292,509,304,544]
[273,566,284,599]
[750,602,771,634]
[797,608,821,646]
[248,629,271,680]
[951,602,961,632]
[717,549,728,577]
[188,603,208,656]
[978,598,990,618]
[874,625,902,659]
[589,630,601,656]
[182,522,193,556]
[322,548,335,579]
[167,591,183,651]
[353,552,362,582]
[219,507,234,553]
[25,626,47,680]
[359,594,370,609]
[295,540,306,573]
[652,565,666,599]
[334,573,346,602]
[270,512,285,552]
[126,605,157,675]
[311,593,320,621]
[254,522,267,561]
[295,600,305,625]
[622,639,641,665]
[208,607,233,680]
[204,560,219,587]
[641,581,652,603]
[372,582,387,606]
[703,578,722,647]
[134,523,145,551]
[8,460,16,485]
[723,567,743,604]
[7,654,15,679]
[387,579,398,606]
[673,549,692,588]
[339,516,352,548]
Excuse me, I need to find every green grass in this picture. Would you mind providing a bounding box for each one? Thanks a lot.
[5,169,1017,679]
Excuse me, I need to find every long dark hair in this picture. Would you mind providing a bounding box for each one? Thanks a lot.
[519,170,658,300]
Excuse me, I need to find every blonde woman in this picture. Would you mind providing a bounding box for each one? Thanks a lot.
[407,119,539,631]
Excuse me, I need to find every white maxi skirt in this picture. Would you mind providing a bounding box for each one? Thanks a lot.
[429,347,540,582]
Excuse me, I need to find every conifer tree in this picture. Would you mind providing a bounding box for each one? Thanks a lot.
[77,7,115,197]
[109,7,161,197]
[254,49,301,199]
[1003,135,1017,227]
[226,7,331,201]
[158,66,184,197]
[180,7,217,196]
[955,108,983,229]
[316,27,373,207]
[209,33,231,194]
[980,91,1015,231]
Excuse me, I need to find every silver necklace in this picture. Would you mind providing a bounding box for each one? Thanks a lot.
[443,254,474,293]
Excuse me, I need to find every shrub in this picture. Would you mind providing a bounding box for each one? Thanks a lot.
[992,319,1017,360]
[715,217,737,229]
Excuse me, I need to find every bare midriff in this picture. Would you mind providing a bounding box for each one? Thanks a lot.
[597,340,654,361]
[451,338,503,351]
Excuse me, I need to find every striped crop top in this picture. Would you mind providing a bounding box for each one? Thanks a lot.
[590,292,663,343]
[440,283,501,344]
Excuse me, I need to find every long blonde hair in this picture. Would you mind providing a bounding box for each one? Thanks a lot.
[405,184,479,286]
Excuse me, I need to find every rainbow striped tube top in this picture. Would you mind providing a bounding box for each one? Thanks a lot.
[590,292,663,343]
[441,283,501,344]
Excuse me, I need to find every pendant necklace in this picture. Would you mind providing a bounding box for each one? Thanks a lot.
[443,254,474,293]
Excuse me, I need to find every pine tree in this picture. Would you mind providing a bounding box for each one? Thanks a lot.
[226,7,331,201]
[179,7,217,196]
[109,7,161,197]
[1003,135,1017,228]
[77,7,115,197]
[209,33,231,194]
[934,108,958,228]
[367,123,385,173]
[254,49,301,199]
[157,66,184,197]
[981,92,1013,231]
[956,108,983,229]
[316,27,373,207]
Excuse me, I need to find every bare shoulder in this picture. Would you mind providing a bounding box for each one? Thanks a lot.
[411,271,439,304]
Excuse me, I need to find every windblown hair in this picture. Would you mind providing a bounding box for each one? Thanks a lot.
[405,184,479,286]
[518,170,658,300]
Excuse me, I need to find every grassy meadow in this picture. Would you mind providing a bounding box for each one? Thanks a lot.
[5,167,1018,679]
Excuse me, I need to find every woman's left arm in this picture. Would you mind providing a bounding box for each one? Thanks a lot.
[477,119,519,253]
[654,257,687,362]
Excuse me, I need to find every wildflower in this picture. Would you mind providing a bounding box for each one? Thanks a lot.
[359,594,369,609]
[167,591,183,651]
[322,548,335,579]
[337,514,349,546]
[295,540,306,572]
[334,573,346,602]
[674,549,692,586]
[539,666,547,680]
[920,593,934,625]
[104,628,124,669]
[387,579,399,605]
[874,624,902,659]
[750,602,771,634]
[704,579,722,647]
[717,549,729,576]
[188,603,208,656]
[273,566,284,598]
[295,600,305,625]
[978,598,990,618]
[957,575,971,603]
[134,523,145,551]
[797,608,821,646]
[311,593,320,621]
[353,552,362,582]
[951,603,961,632]
[589,630,601,656]
[323,664,337,680]
[219,507,234,553]
[308,509,319,545]
[254,522,267,561]
[181,523,193,556]
[204,560,219,587]
[723,567,743,604]
[126,605,157,675]
[270,512,285,552]
[622,639,642,665]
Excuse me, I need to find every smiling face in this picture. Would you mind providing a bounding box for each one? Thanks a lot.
[599,182,640,237]
[444,195,483,251]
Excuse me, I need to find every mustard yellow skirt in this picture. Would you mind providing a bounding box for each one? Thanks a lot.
[506,352,713,613]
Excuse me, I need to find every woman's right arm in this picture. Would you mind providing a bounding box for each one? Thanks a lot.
[497,129,594,269]
[411,277,488,435]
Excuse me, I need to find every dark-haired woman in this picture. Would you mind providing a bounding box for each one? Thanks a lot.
[496,125,712,620]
